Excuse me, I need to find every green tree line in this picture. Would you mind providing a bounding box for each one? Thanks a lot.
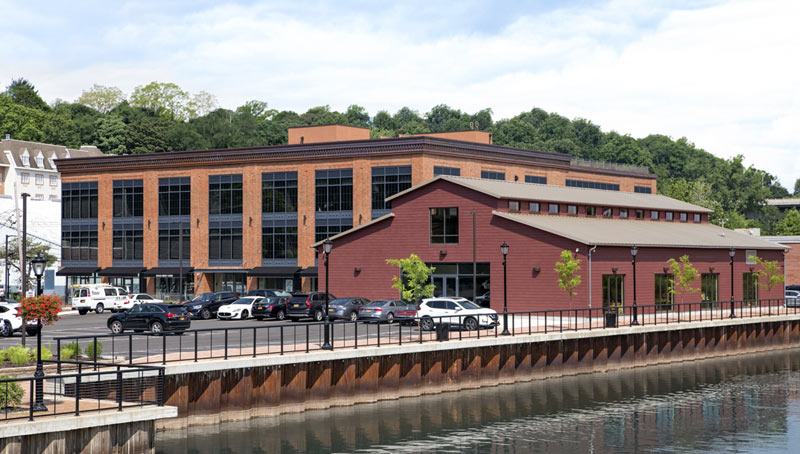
[2,78,798,234]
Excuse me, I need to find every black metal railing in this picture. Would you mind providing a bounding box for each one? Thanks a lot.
[50,298,798,367]
[0,360,164,422]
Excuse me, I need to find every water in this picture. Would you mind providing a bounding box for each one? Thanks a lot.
[156,349,800,453]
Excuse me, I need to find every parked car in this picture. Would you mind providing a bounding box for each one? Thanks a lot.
[107,303,190,334]
[217,296,264,320]
[786,285,800,291]
[72,284,130,315]
[252,294,291,321]
[417,297,499,331]
[358,299,416,323]
[0,304,23,337]
[183,291,238,320]
[246,289,290,298]
[286,292,336,321]
[112,292,162,312]
[328,297,370,321]
[786,290,800,308]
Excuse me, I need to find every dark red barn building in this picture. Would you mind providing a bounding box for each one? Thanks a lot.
[314,176,786,312]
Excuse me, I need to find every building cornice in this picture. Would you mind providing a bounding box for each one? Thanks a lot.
[54,136,656,180]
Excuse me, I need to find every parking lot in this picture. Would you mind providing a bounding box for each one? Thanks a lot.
[0,309,426,361]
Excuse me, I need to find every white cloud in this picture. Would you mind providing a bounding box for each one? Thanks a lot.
[1,0,798,186]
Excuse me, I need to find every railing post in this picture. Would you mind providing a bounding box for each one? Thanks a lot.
[560,311,563,333]
[398,320,402,346]
[129,335,133,366]
[305,325,310,353]
[75,363,82,416]
[157,369,165,406]
[194,332,198,362]
[377,321,381,348]
[56,338,62,374]
[253,328,257,358]
[162,334,167,365]
[354,320,358,349]
[280,326,284,355]
[28,378,35,421]
[117,367,123,411]
[93,336,98,370]
[419,319,423,344]
[224,329,229,360]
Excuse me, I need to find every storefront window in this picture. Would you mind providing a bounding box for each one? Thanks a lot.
[214,273,247,294]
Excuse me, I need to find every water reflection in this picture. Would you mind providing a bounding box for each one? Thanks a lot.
[157,349,800,454]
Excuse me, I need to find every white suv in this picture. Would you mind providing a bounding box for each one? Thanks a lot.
[72,285,131,315]
[418,297,499,331]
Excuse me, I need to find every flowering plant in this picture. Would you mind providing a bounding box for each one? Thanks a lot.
[18,295,62,325]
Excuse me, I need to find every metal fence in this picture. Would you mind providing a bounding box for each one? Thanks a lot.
[0,360,164,422]
[51,298,799,367]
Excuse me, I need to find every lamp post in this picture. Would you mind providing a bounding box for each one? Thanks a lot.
[500,242,510,336]
[321,238,333,350]
[729,247,736,318]
[631,246,639,326]
[31,252,47,412]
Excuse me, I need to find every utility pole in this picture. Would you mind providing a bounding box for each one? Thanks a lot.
[21,193,29,347]
[3,235,7,302]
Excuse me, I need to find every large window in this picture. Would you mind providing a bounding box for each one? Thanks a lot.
[263,220,298,259]
[434,166,460,177]
[113,179,143,218]
[112,224,143,261]
[262,171,298,213]
[701,273,719,307]
[525,175,547,184]
[209,174,243,215]
[62,182,98,219]
[602,274,625,312]
[427,263,490,301]
[315,217,352,242]
[158,177,191,217]
[565,179,620,191]
[430,207,458,244]
[743,272,758,302]
[634,186,652,194]
[316,169,353,212]
[209,220,243,261]
[61,225,98,262]
[654,274,674,311]
[372,165,412,210]
[481,170,505,181]
[158,224,191,261]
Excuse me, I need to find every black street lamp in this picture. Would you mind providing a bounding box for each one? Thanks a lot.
[729,247,736,318]
[500,242,510,336]
[321,238,333,350]
[631,245,639,326]
[31,252,47,412]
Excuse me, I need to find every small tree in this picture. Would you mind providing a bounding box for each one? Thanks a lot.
[386,254,436,303]
[752,256,784,296]
[555,250,582,310]
[667,255,700,303]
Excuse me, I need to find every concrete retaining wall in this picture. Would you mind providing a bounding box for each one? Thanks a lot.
[158,314,800,429]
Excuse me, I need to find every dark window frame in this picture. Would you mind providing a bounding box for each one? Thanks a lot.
[565,179,620,191]
[524,175,547,185]
[433,166,460,177]
[315,169,353,212]
[209,174,243,215]
[262,171,298,213]
[481,170,505,181]
[430,207,459,244]
[371,166,411,211]
[62,181,98,219]
[158,224,191,261]
[113,179,143,218]
[158,177,191,217]
[263,222,298,260]
[112,224,144,261]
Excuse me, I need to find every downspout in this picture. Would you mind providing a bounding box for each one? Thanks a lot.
[589,245,597,309]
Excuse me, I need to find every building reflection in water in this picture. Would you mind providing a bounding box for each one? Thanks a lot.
[157,349,800,454]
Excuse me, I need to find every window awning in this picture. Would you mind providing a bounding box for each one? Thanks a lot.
[56,266,100,276]
[140,267,195,277]
[97,267,146,277]
[298,266,318,277]
[248,266,301,277]
[194,269,249,274]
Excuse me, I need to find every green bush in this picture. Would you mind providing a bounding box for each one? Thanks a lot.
[86,340,102,360]
[60,342,82,360]
[0,349,7,363]
[0,376,24,408]
[5,346,33,366]
[37,344,52,361]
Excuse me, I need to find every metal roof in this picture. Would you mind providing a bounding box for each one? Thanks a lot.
[766,198,800,207]
[387,176,712,213]
[493,211,787,250]
[762,236,800,244]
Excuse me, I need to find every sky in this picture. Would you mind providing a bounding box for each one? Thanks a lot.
[2,0,799,187]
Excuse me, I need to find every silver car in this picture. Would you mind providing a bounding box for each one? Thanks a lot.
[327,297,370,321]
[358,300,416,324]
[786,290,800,307]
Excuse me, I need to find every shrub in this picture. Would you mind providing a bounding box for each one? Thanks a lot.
[0,349,7,363]
[5,346,33,366]
[0,376,24,408]
[60,342,81,360]
[37,344,52,361]
[86,340,102,360]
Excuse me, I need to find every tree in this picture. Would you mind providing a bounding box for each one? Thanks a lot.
[752,256,784,295]
[4,78,50,111]
[76,84,125,113]
[187,91,219,119]
[794,178,800,196]
[386,254,436,303]
[775,209,800,235]
[555,250,582,310]
[130,82,190,120]
[667,255,700,303]
[3,239,57,292]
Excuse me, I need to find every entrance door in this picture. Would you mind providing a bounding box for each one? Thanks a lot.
[433,276,458,297]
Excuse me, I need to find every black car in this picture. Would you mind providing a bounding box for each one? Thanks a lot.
[183,291,239,319]
[252,294,291,321]
[327,297,370,321]
[107,303,190,334]
[286,292,336,321]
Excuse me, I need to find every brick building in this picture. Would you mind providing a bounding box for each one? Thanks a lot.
[313,176,786,310]
[55,125,659,302]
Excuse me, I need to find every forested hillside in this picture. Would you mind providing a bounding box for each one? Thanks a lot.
[2,78,799,234]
